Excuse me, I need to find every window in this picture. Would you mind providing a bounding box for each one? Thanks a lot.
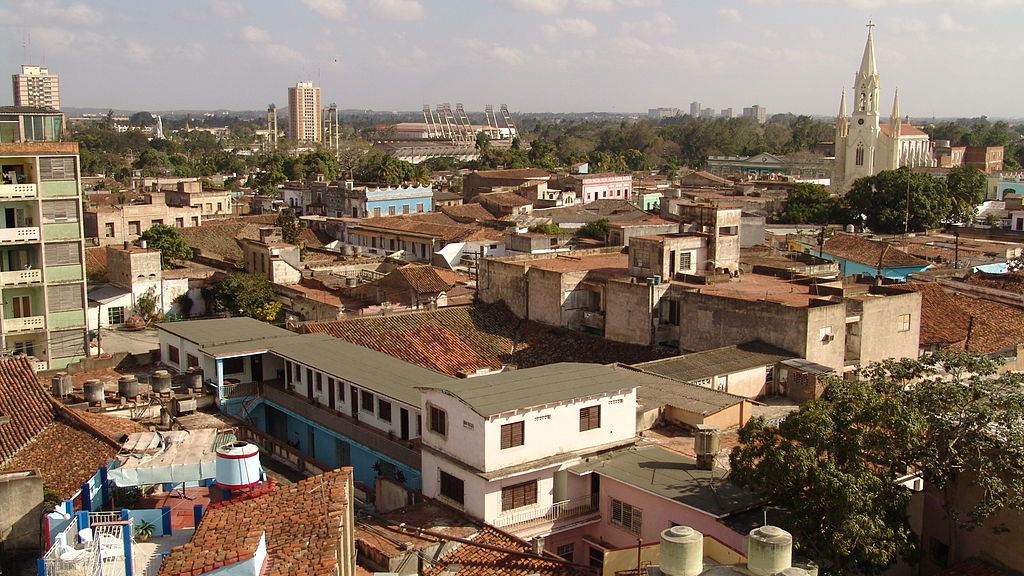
[556,544,574,562]
[579,405,601,432]
[416,203,424,213]
[855,144,865,166]
[501,480,538,511]
[898,314,911,332]
[38,157,76,181]
[13,340,34,357]
[361,390,374,414]
[315,372,323,392]
[107,306,125,325]
[168,345,180,364]
[187,354,199,368]
[41,200,77,223]
[47,285,82,312]
[217,202,223,212]
[223,357,244,374]
[500,421,525,449]
[151,219,163,227]
[45,242,81,265]
[306,368,313,386]
[610,499,642,534]
[378,399,392,422]
[402,205,409,214]
[679,251,692,271]
[191,216,199,226]
[175,218,184,228]
[429,405,447,436]
[373,208,381,217]
[388,206,396,216]
[331,378,343,401]
[439,470,465,505]
[293,363,301,382]
[128,221,141,235]
[49,329,84,358]
[104,222,115,237]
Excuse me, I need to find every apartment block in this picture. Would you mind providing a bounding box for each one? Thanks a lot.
[83,191,203,246]
[288,81,321,143]
[0,106,89,370]
[12,65,60,110]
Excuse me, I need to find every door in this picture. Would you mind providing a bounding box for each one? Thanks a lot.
[400,408,410,440]
[250,355,263,383]
[12,295,31,318]
[4,208,15,228]
[590,472,600,507]
[328,378,336,411]
[350,385,358,417]
[335,439,350,467]
[669,250,676,276]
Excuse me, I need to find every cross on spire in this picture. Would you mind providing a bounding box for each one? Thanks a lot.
[866,20,875,30]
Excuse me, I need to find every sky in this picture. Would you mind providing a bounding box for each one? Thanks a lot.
[1,0,1022,118]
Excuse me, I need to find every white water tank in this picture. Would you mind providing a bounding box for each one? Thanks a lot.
[214,441,263,490]
[748,525,793,576]
[659,525,703,576]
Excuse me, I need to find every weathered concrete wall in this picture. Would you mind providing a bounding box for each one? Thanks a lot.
[0,470,44,555]
[604,280,662,346]
[854,291,922,366]
[478,258,528,317]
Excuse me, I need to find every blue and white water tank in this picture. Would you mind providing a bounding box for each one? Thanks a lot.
[214,441,263,490]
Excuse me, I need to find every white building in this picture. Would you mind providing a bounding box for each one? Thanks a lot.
[12,65,60,109]
[833,25,934,191]
[288,81,321,144]
[416,363,638,539]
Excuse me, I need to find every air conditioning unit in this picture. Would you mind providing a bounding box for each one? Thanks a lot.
[821,334,834,343]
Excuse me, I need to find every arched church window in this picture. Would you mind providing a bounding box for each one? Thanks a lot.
[855,144,865,166]
[859,92,866,111]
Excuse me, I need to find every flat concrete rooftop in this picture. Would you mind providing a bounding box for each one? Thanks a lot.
[674,273,839,307]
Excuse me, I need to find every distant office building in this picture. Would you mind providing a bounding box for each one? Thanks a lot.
[12,65,60,110]
[689,101,701,117]
[287,81,321,143]
[700,108,715,119]
[721,108,734,119]
[648,107,679,120]
[743,105,767,124]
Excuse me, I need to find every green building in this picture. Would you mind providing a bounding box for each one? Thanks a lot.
[0,106,89,370]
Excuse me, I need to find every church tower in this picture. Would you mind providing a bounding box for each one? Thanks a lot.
[838,23,882,191]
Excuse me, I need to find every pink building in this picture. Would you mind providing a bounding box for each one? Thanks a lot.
[561,173,634,204]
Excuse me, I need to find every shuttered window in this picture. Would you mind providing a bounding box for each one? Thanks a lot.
[610,499,642,534]
[40,200,78,222]
[45,242,81,266]
[47,284,83,312]
[579,405,601,432]
[429,405,447,436]
[501,481,537,511]
[49,329,85,358]
[500,421,524,449]
[378,399,392,422]
[38,157,76,181]
[439,470,464,505]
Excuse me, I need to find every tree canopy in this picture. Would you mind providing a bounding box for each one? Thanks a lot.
[207,272,282,322]
[780,183,850,225]
[137,224,192,268]
[730,352,1024,575]
[846,168,954,233]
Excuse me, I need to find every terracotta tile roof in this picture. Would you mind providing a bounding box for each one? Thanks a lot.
[85,246,109,282]
[899,282,1024,353]
[473,169,551,180]
[73,410,148,442]
[880,122,929,138]
[421,526,590,576]
[475,192,533,208]
[391,264,470,294]
[824,233,929,268]
[0,358,140,498]
[179,215,330,263]
[441,203,497,222]
[303,303,672,376]
[680,170,733,186]
[159,469,353,576]
[354,215,491,243]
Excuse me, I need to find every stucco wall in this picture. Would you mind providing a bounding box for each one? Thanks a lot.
[478,259,528,318]
[604,280,660,346]
[853,291,921,366]
[0,471,44,554]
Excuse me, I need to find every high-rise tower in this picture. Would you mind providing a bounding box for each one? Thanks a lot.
[287,82,321,144]
[12,65,60,110]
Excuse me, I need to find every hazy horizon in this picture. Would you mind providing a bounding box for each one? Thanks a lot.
[2,0,1022,118]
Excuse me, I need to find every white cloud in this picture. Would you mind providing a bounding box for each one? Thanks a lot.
[124,41,153,63]
[300,0,349,21]
[64,3,103,25]
[501,0,568,14]
[718,7,742,22]
[210,0,244,17]
[262,44,305,63]
[620,13,675,36]
[937,12,964,30]
[368,0,425,20]
[543,18,598,38]
[489,45,526,65]
[22,1,103,25]
[173,44,207,62]
[240,25,271,43]
[574,0,615,10]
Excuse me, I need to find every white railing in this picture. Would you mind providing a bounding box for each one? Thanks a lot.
[493,495,599,529]
[4,315,44,331]
[89,511,123,524]
[0,268,41,286]
[41,520,102,576]
[0,183,37,198]
[35,360,49,372]
[0,226,40,242]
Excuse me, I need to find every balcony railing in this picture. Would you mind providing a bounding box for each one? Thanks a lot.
[0,268,41,286]
[0,227,40,243]
[3,315,45,332]
[0,183,37,199]
[493,494,599,529]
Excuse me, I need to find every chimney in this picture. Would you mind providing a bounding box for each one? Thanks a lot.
[747,526,793,576]
[659,525,703,576]
[531,536,545,555]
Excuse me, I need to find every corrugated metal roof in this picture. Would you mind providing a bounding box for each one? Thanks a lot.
[155,317,293,347]
[418,362,634,417]
[634,341,794,384]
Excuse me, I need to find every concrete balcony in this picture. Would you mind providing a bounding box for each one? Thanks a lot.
[3,315,45,332]
[0,227,40,243]
[493,495,600,532]
[0,268,42,286]
[0,183,37,199]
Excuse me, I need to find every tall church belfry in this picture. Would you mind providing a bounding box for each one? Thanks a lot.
[833,24,933,191]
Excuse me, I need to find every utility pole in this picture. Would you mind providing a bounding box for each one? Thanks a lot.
[904,169,911,234]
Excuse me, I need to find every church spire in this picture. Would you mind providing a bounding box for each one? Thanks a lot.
[836,89,849,138]
[859,21,877,79]
[890,88,901,128]
[839,89,848,119]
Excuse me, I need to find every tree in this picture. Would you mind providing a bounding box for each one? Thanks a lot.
[731,352,1024,574]
[208,272,282,322]
[138,224,192,268]
[781,183,845,225]
[945,166,987,224]
[134,288,159,323]
[577,218,610,240]
[846,168,953,233]
[275,208,303,244]
[528,222,561,235]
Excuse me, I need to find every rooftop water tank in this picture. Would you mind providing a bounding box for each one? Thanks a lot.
[186,367,204,392]
[659,525,703,576]
[117,375,139,399]
[51,373,72,397]
[152,370,173,394]
[215,441,263,490]
[83,380,105,405]
[748,525,793,576]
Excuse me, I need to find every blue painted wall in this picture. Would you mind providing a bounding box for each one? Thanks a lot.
[819,253,927,281]
[366,194,433,215]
